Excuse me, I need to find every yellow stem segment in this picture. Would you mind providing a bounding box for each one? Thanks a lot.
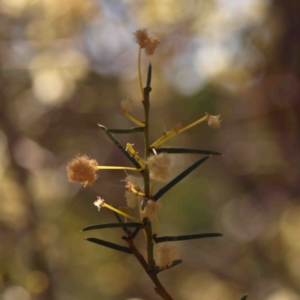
[123,111,145,127]
[126,143,145,169]
[128,186,146,197]
[103,203,142,223]
[97,166,141,172]
[151,115,208,148]
[138,46,144,101]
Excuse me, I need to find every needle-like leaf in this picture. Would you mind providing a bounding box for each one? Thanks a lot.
[154,233,223,243]
[86,238,133,254]
[82,222,143,232]
[155,147,222,156]
[155,259,182,274]
[153,156,210,200]
[108,127,144,134]
[99,125,141,168]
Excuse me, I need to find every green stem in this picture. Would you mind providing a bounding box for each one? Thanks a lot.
[138,47,144,100]
[139,63,172,300]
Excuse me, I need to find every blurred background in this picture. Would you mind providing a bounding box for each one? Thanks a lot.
[1,0,300,299]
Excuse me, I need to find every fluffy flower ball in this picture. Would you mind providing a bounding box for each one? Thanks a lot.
[155,243,179,269]
[206,112,222,129]
[134,28,160,55]
[67,155,98,186]
[142,200,162,221]
[147,153,173,182]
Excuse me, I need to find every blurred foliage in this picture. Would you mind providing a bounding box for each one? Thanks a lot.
[1,0,300,299]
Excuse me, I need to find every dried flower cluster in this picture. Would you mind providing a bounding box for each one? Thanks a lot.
[67,155,98,186]
[147,153,173,182]
[121,97,133,113]
[155,243,179,269]
[94,197,105,211]
[206,112,222,129]
[134,28,160,55]
[124,175,144,208]
[142,200,163,221]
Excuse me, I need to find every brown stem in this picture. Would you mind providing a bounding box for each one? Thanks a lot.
[123,237,173,300]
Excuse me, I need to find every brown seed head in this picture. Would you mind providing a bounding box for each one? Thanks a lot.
[145,37,160,55]
[134,28,149,48]
[67,155,98,186]
[134,28,160,55]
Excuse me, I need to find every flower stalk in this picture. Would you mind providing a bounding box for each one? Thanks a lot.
[66,28,239,300]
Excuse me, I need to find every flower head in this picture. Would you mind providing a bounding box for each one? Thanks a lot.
[134,28,160,56]
[67,155,98,186]
[206,112,222,129]
[121,97,133,113]
[125,175,144,192]
[134,28,149,48]
[147,153,173,182]
[155,243,179,269]
[142,200,162,221]
[145,37,160,55]
[94,197,105,211]
[125,190,139,208]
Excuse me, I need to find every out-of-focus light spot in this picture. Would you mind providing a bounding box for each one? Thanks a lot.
[26,271,49,295]
[225,139,284,175]
[96,262,132,296]
[196,44,231,78]
[0,130,9,178]
[280,205,300,251]
[179,272,234,300]
[172,68,205,96]
[286,252,300,282]
[0,0,29,16]
[58,50,88,81]
[28,168,71,204]
[221,196,265,242]
[265,289,299,300]
[30,50,88,106]
[2,285,30,300]
[14,138,52,172]
[33,69,74,106]
[0,177,28,230]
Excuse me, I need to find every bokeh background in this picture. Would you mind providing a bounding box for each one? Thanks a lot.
[1,0,300,299]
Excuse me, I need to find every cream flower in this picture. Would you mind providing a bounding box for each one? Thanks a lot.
[142,200,162,221]
[94,197,105,211]
[147,153,173,182]
[206,112,222,129]
[155,243,179,269]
